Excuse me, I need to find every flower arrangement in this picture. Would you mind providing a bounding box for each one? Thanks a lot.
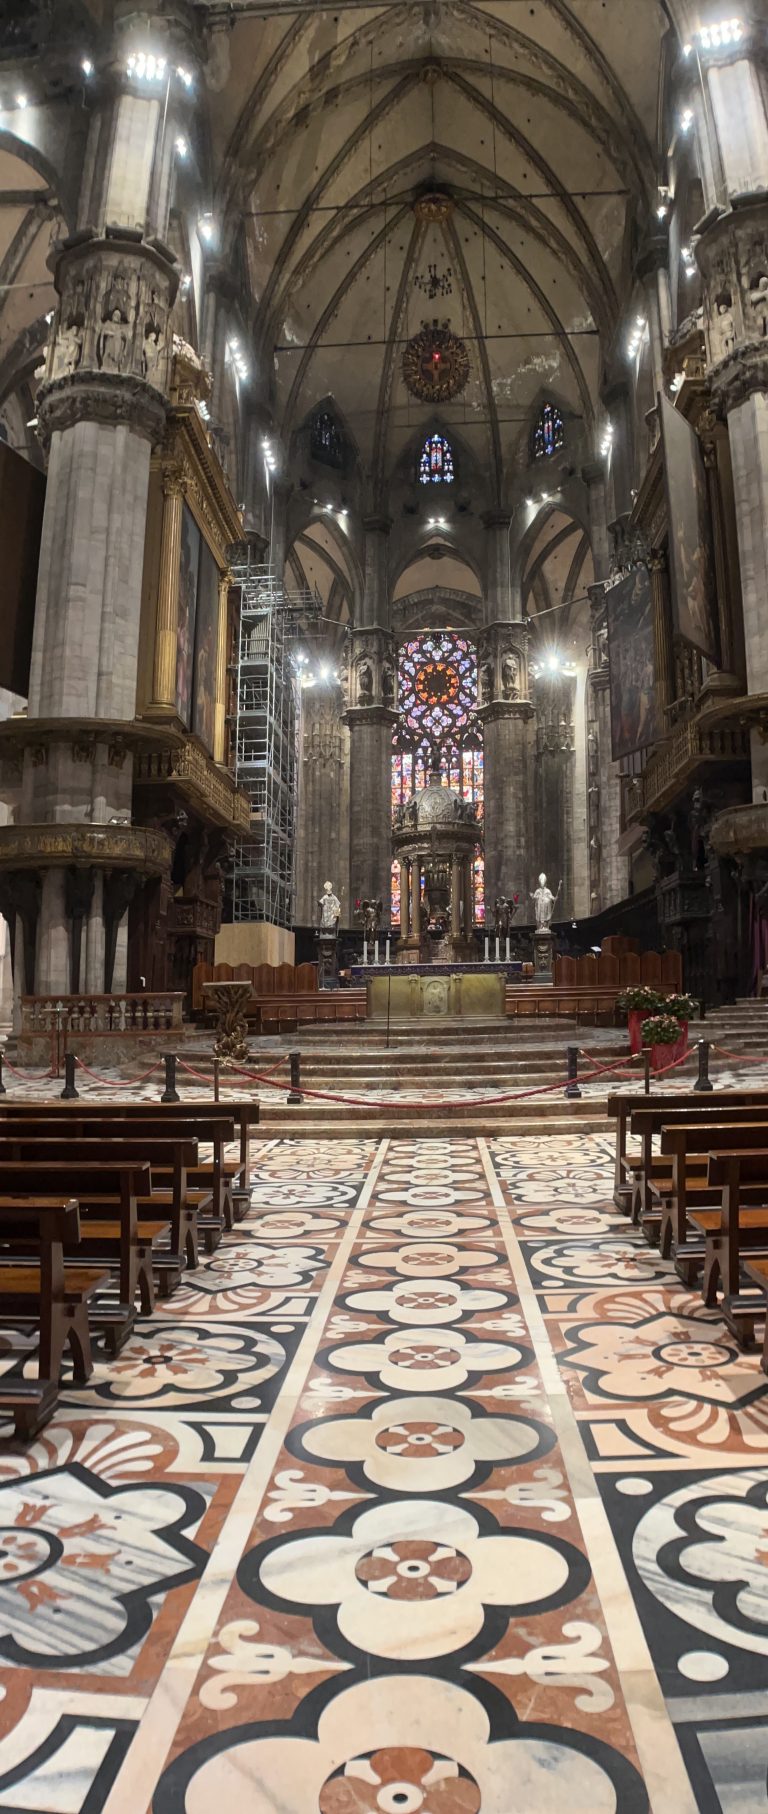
[641,1013,686,1045]
[617,985,663,1013]
[662,992,697,1021]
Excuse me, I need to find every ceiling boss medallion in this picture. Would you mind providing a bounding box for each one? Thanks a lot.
[403,317,470,403]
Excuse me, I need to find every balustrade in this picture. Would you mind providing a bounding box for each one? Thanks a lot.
[21,992,185,1035]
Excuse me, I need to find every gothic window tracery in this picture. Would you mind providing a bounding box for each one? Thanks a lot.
[418,433,455,485]
[532,401,564,461]
[391,630,484,922]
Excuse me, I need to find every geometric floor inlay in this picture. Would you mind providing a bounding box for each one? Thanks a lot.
[0,1129,765,1811]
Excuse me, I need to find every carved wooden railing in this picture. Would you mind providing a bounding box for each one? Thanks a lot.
[625,721,750,820]
[134,740,250,830]
[21,992,185,1034]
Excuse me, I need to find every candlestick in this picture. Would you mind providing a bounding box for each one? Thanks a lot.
[484,936,489,963]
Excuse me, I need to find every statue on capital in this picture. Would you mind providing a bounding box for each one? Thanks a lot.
[531,871,561,929]
[318,879,341,930]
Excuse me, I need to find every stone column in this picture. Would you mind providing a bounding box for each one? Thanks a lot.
[411,859,422,942]
[346,623,396,919]
[588,586,626,909]
[698,195,768,798]
[149,471,184,712]
[295,687,349,924]
[478,622,535,910]
[361,516,392,627]
[462,855,473,940]
[482,511,518,621]
[581,462,610,582]
[400,859,410,938]
[2,17,195,994]
[451,855,461,940]
[213,571,233,765]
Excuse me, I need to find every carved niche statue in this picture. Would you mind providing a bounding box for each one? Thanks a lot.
[501,653,519,701]
[531,872,561,929]
[749,270,768,340]
[480,661,494,705]
[318,879,341,930]
[357,662,373,706]
[381,662,394,705]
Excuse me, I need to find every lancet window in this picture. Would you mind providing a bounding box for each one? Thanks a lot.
[532,401,564,461]
[418,433,455,484]
[310,410,345,468]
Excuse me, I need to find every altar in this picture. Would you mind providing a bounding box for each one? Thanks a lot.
[367,969,505,1020]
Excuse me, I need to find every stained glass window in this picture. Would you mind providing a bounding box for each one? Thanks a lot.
[310,410,344,468]
[418,433,454,485]
[391,631,483,922]
[532,401,564,461]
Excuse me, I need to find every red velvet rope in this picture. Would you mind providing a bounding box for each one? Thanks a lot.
[710,1042,768,1066]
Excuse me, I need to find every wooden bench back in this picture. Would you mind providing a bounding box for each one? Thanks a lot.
[660,1120,768,1156]
[0,1197,80,1243]
[611,1088,768,1119]
[708,1149,768,1184]
[632,1101,768,1137]
[0,1160,151,1193]
[0,1137,199,1166]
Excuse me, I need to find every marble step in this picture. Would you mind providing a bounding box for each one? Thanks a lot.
[259,1111,611,1137]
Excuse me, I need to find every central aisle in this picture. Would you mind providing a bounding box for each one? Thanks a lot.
[2,1133,767,1812]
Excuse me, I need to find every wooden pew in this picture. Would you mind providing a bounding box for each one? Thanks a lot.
[688,1149,768,1342]
[0,1122,221,1264]
[0,1196,107,1434]
[743,1247,768,1370]
[0,1100,257,1230]
[654,1120,768,1263]
[609,1088,768,1211]
[0,1160,151,1353]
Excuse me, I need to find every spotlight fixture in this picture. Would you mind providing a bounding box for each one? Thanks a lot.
[680,107,694,132]
[698,18,744,50]
[228,338,249,381]
[176,64,193,88]
[179,272,192,298]
[81,58,94,77]
[15,93,28,109]
[175,135,188,159]
[44,309,54,324]
[198,215,215,245]
[600,421,614,457]
[125,52,167,82]
[627,318,646,359]
[197,399,210,421]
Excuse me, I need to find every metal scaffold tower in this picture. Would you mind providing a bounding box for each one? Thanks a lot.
[229,553,320,927]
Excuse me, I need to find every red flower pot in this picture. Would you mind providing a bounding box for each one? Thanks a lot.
[650,1023,688,1073]
[627,1009,645,1055]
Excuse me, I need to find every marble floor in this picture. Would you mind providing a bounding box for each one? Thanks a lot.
[0,1130,767,1811]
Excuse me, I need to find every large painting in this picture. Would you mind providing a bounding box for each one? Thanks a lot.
[175,503,201,726]
[192,539,219,753]
[606,564,661,760]
[661,392,719,664]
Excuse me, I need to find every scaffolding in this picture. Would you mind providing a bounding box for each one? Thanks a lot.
[229,554,320,927]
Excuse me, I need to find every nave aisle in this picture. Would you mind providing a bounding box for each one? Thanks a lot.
[0,1133,765,1812]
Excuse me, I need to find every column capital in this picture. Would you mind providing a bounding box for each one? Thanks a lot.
[581,460,605,488]
[362,514,393,536]
[37,372,166,445]
[710,344,768,413]
[481,509,512,531]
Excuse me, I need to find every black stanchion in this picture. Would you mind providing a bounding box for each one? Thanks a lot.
[213,1056,220,1103]
[287,1049,303,1105]
[160,1052,180,1103]
[0,1050,6,1096]
[60,1051,78,1100]
[643,1051,651,1095]
[564,1045,582,1099]
[694,1037,714,1092]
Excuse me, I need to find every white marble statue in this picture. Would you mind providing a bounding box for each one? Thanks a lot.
[531,871,561,929]
[319,879,341,930]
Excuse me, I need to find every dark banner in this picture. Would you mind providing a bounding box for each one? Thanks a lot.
[661,391,719,663]
[0,441,45,697]
[606,564,661,760]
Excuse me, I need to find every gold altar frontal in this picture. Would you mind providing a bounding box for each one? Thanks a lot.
[367,971,505,1020]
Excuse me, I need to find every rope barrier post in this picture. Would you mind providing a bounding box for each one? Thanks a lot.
[160,1052,180,1104]
[213,1056,220,1103]
[694,1037,714,1093]
[60,1052,78,1100]
[643,1050,651,1095]
[0,1050,6,1096]
[287,1049,303,1105]
[564,1045,582,1099]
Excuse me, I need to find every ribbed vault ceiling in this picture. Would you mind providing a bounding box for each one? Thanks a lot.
[207,0,670,495]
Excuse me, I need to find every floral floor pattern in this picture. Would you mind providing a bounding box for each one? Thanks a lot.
[0,1130,766,1810]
